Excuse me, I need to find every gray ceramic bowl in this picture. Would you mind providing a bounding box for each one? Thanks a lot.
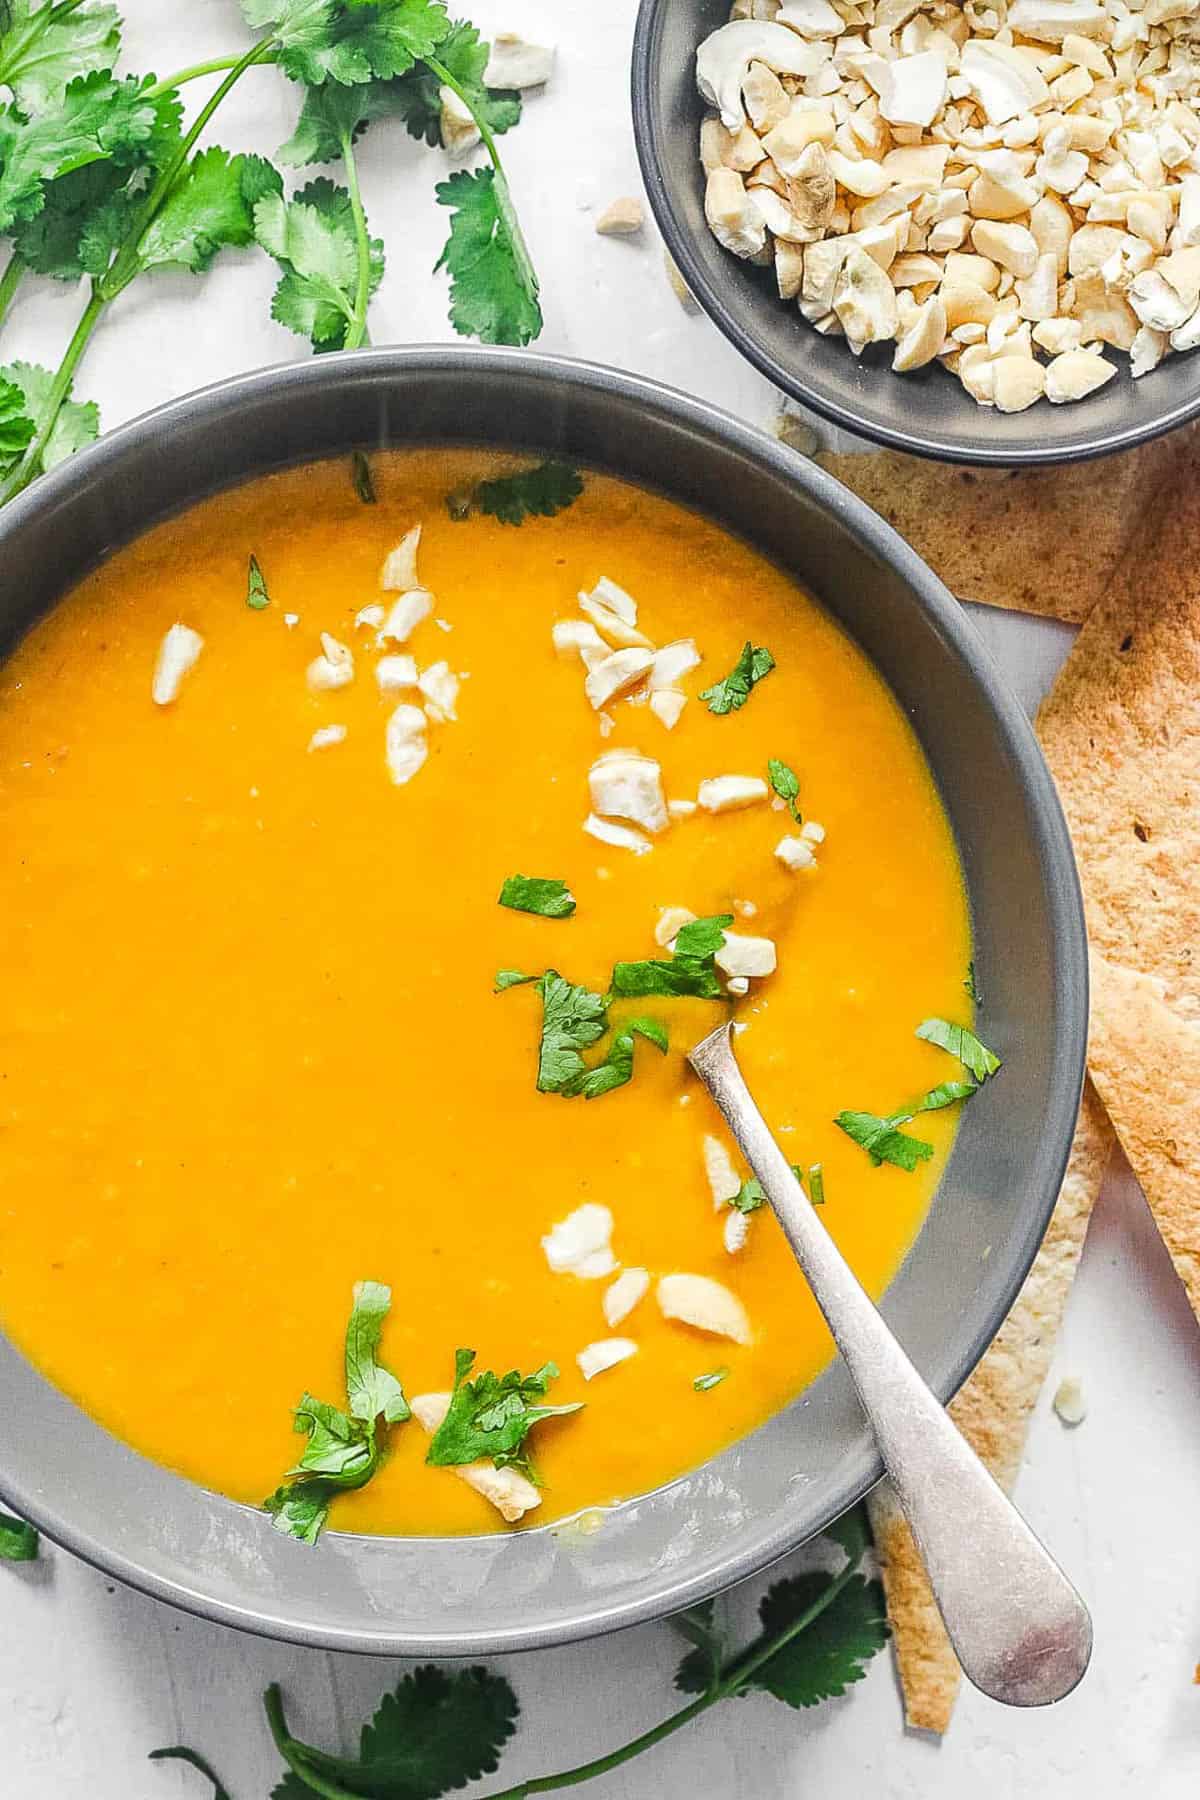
[0,348,1086,1654]
[632,0,1200,466]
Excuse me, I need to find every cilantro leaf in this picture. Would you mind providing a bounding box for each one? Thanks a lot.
[0,71,180,234]
[700,642,775,716]
[824,1502,870,1564]
[435,165,541,346]
[693,1368,729,1392]
[498,875,576,919]
[611,912,732,1001]
[916,1016,1002,1084]
[964,960,980,1003]
[243,0,451,88]
[427,1349,581,1478]
[494,968,534,992]
[147,1747,232,1800]
[351,449,376,503]
[0,371,34,472]
[568,1016,668,1100]
[12,159,138,280]
[0,1508,37,1560]
[268,1666,519,1800]
[743,1571,888,1707]
[453,460,583,526]
[0,0,120,111]
[731,1164,802,1214]
[391,19,520,147]
[278,73,400,167]
[256,176,383,350]
[264,1282,408,1542]
[135,148,280,278]
[507,970,608,1093]
[834,1109,933,1172]
[246,553,270,610]
[767,757,801,823]
[344,1278,410,1426]
[911,1078,977,1112]
[672,1597,725,1694]
[0,359,98,475]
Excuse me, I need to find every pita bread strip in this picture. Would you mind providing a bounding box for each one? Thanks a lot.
[869,1082,1113,1732]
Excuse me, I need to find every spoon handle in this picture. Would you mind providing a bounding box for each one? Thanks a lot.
[689,1023,1092,1709]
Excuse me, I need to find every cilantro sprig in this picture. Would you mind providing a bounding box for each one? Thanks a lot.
[836,1014,1002,1171]
[498,874,575,918]
[449,459,583,524]
[246,551,270,608]
[257,1505,887,1797]
[0,1507,37,1561]
[768,756,801,822]
[611,912,733,1001]
[700,641,775,715]
[426,1348,581,1482]
[264,1279,409,1543]
[501,969,669,1101]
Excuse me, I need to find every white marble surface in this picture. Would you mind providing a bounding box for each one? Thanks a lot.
[4,5,1200,1797]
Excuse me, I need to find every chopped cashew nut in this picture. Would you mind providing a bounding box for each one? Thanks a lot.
[703,1134,742,1207]
[584,648,655,710]
[152,624,204,706]
[378,591,433,646]
[306,632,354,693]
[439,85,480,156]
[657,1273,752,1344]
[1044,347,1117,401]
[724,1209,750,1254]
[650,690,688,730]
[596,197,645,236]
[583,813,653,854]
[714,932,778,979]
[697,21,825,130]
[484,33,556,89]
[577,1338,638,1381]
[380,527,421,592]
[776,834,817,870]
[355,604,385,631]
[376,654,419,692]
[418,661,459,723]
[542,1203,617,1279]
[410,1393,540,1523]
[698,775,770,813]
[655,905,697,947]
[705,167,768,258]
[1052,1374,1087,1424]
[588,751,670,834]
[553,620,610,666]
[307,724,347,752]
[604,1267,651,1328]
[650,640,702,688]
[384,704,428,786]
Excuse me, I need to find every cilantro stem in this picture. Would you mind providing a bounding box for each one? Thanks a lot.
[337,127,371,352]
[264,1550,866,1800]
[0,290,103,505]
[143,52,279,101]
[423,54,539,307]
[0,251,23,331]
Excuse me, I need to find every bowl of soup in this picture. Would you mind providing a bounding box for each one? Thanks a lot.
[0,348,1086,1654]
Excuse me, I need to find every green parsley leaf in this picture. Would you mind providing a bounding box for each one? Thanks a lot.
[351,449,376,504]
[964,959,981,1003]
[693,1368,729,1392]
[0,359,98,475]
[699,641,775,716]
[916,1016,1002,1084]
[147,1747,232,1800]
[391,19,521,146]
[134,148,280,279]
[435,165,541,347]
[255,175,383,350]
[834,1109,933,1172]
[344,1278,410,1426]
[743,1571,888,1707]
[568,1016,668,1101]
[767,757,801,823]
[0,1508,37,1560]
[264,1281,408,1542]
[0,0,120,112]
[453,460,583,526]
[611,913,733,1002]
[246,553,270,610]
[0,371,34,473]
[427,1349,581,1479]
[266,1666,519,1800]
[498,874,576,919]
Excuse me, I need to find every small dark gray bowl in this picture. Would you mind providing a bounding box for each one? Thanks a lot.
[632,0,1200,466]
[0,348,1086,1655]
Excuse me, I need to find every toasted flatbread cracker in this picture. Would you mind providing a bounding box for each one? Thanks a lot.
[868,1082,1113,1733]
[817,438,1181,623]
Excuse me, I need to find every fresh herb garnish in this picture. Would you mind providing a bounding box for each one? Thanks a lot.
[700,641,775,715]
[693,1368,729,1392]
[835,1109,934,1172]
[254,175,384,352]
[808,1162,825,1206]
[498,874,576,919]
[426,1348,581,1482]
[494,967,535,991]
[611,912,733,1001]
[434,162,541,347]
[0,1508,37,1561]
[264,1279,409,1543]
[916,1016,1002,1084]
[732,1164,803,1213]
[147,1746,232,1799]
[502,969,667,1100]
[571,1016,667,1100]
[392,19,522,146]
[261,1505,886,1795]
[768,756,802,823]
[246,551,270,609]
[350,448,375,504]
[964,960,980,1003]
[450,460,583,525]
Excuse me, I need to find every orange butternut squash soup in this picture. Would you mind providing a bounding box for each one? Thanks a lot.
[0,450,976,1540]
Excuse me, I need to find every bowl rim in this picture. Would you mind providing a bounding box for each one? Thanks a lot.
[0,345,1088,1654]
[630,0,1200,468]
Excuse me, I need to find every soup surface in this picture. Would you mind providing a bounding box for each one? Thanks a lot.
[0,451,971,1535]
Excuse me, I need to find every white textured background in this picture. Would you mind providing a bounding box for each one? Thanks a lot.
[3,5,1200,1796]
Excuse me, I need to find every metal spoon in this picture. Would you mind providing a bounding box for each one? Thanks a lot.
[688,1021,1092,1710]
